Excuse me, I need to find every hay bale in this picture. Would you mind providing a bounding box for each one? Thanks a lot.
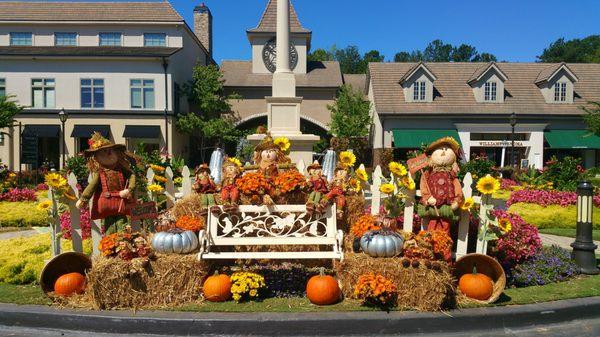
[87,254,211,309]
[334,253,455,311]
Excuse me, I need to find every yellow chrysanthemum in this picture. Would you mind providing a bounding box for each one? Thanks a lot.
[476,175,500,195]
[388,162,407,177]
[379,183,395,194]
[44,172,67,189]
[498,218,512,233]
[147,184,164,194]
[339,151,356,168]
[228,157,242,168]
[355,168,368,182]
[37,200,52,211]
[149,164,165,173]
[461,197,475,211]
[274,137,291,153]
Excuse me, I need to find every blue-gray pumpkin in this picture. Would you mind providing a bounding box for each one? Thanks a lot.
[360,230,404,258]
[152,229,199,254]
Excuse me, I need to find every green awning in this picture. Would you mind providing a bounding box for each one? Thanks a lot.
[392,129,461,148]
[545,130,600,149]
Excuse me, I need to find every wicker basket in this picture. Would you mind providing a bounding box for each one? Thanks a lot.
[40,252,92,295]
[454,253,506,304]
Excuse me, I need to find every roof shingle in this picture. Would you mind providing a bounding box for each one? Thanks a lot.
[247,0,310,34]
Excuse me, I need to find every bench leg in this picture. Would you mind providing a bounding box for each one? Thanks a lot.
[336,229,344,262]
[197,229,209,261]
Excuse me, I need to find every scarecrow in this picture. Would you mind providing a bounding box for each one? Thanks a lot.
[417,137,464,236]
[251,134,293,178]
[75,132,136,235]
[318,165,351,220]
[220,157,242,212]
[305,160,328,215]
[193,164,218,216]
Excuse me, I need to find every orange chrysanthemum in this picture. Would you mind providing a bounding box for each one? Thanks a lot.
[273,170,307,194]
[236,172,273,196]
[350,214,381,238]
[353,273,397,307]
[175,215,204,232]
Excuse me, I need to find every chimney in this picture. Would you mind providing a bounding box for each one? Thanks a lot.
[193,3,213,58]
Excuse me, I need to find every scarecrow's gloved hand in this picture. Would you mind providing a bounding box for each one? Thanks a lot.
[119,189,131,199]
[427,197,437,206]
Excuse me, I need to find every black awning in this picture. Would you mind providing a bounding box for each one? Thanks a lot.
[22,125,60,137]
[123,125,161,139]
[71,125,110,138]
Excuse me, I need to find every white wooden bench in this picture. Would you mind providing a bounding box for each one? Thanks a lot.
[197,204,344,261]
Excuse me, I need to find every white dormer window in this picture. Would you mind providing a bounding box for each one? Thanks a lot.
[554,82,567,102]
[484,81,497,101]
[413,81,426,101]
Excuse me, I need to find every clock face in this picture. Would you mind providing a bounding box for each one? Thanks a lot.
[262,37,298,73]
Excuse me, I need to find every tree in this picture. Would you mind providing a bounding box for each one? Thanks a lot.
[452,44,478,62]
[363,50,385,63]
[393,40,497,63]
[0,95,22,129]
[473,52,498,62]
[308,48,334,62]
[334,46,366,74]
[538,35,600,63]
[423,39,453,62]
[327,85,372,138]
[394,51,412,62]
[582,101,600,136]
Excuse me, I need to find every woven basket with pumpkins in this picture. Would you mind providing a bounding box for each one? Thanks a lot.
[454,253,506,305]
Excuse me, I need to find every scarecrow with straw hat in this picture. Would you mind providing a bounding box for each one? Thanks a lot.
[250,133,294,178]
[417,137,464,253]
[318,164,352,220]
[75,132,136,235]
[193,164,218,216]
[220,157,242,212]
[305,160,328,215]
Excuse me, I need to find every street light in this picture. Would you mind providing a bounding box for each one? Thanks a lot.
[571,181,599,275]
[58,108,68,169]
[509,112,517,168]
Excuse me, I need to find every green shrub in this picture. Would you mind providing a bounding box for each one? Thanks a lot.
[508,202,600,229]
[0,202,48,227]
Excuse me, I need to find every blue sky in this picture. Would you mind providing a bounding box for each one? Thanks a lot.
[184,1,596,63]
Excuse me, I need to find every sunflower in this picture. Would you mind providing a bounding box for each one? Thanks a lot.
[379,183,395,194]
[44,172,67,189]
[149,164,166,173]
[339,151,356,168]
[355,168,368,182]
[476,175,500,195]
[349,178,362,192]
[37,200,52,212]
[228,157,243,168]
[173,177,183,185]
[388,162,407,177]
[147,184,164,194]
[153,175,168,183]
[460,197,475,211]
[498,218,512,233]
[273,137,291,153]
[399,175,416,190]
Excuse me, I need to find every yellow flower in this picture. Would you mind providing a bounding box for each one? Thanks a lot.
[339,151,356,168]
[476,175,500,195]
[349,178,361,192]
[37,200,52,211]
[147,184,164,194]
[8,172,16,179]
[498,218,512,233]
[399,176,416,190]
[44,172,67,189]
[461,197,475,211]
[249,289,258,297]
[228,157,242,168]
[379,183,394,194]
[388,162,407,177]
[149,164,165,173]
[174,177,183,185]
[153,175,168,183]
[355,168,368,182]
[274,137,291,153]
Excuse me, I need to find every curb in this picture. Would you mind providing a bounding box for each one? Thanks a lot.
[1,297,600,336]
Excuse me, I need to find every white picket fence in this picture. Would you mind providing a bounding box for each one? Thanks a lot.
[49,161,489,259]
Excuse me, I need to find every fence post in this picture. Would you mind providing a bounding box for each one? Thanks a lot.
[89,173,102,257]
[48,188,61,257]
[164,167,176,209]
[402,173,416,233]
[456,172,473,259]
[181,165,192,198]
[67,173,83,253]
[146,168,155,201]
[371,165,382,215]
[476,195,490,255]
[297,159,306,176]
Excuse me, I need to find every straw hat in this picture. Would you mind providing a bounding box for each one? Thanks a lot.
[425,136,462,158]
[84,132,126,157]
[195,163,211,175]
[254,134,279,152]
[307,160,322,171]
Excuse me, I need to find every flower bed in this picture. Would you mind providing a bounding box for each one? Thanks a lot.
[0,188,37,202]
[491,210,542,268]
[507,189,600,208]
[510,245,579,287]
[508,203,600,229]
[0,201,47,227]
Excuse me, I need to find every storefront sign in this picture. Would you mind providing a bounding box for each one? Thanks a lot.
[21,135,38,166]
[130,202,158,221]
[475,141,525,147]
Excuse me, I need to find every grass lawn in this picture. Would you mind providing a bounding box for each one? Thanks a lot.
[1,275,599,312]
[492,189,511,201]
[0,201,47,228]
[539,228,600,241]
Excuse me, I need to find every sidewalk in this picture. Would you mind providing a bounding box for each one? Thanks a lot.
[540,233,600,250]
[0,229,39,241]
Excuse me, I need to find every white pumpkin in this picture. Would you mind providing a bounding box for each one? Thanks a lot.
[151,229,199,254]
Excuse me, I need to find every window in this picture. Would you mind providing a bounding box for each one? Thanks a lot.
[144,33,166,47]
[0,79,5,97]
[413,81,426,101]
[55,32,77,46]
[81,79,104,108]
[10,32,32,46]
[130,79,155,109]
[99,32,122,46]
[554,82,567,102]
[32,79,55,108]
[484,81,497,101]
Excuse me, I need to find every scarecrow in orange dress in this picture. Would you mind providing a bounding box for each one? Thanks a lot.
[318,165,351,220]
[220,157,242,212]
[193,164,218,216]
[305,160,329,215]
[417,137,464,238]
[76,132,136,235]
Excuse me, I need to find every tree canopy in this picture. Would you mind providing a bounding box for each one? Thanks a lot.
[538,35,600,63]
[582,102,600,137]
[327,84,372,138]
[394,39,498,63]
[308,45,383,74]
[0,95,22,129]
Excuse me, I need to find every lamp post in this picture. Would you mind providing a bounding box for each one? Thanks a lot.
[509,112,517,168]
[571,181,599,275]
[58,108,68,169]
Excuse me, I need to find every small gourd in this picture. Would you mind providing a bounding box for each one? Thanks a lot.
[360,229,404,257]
[151,229,199,254]
[458,265,494,301]
[306,268,341,305]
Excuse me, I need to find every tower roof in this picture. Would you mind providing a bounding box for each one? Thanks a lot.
[247,0,310,34]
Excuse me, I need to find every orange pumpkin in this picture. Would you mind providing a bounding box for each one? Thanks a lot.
[203,271,232,302]
[306,268,341,305]
[54,272,86,296]
[458,265,494,301]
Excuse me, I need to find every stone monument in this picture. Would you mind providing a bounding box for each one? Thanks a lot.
[247,0,319,166]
